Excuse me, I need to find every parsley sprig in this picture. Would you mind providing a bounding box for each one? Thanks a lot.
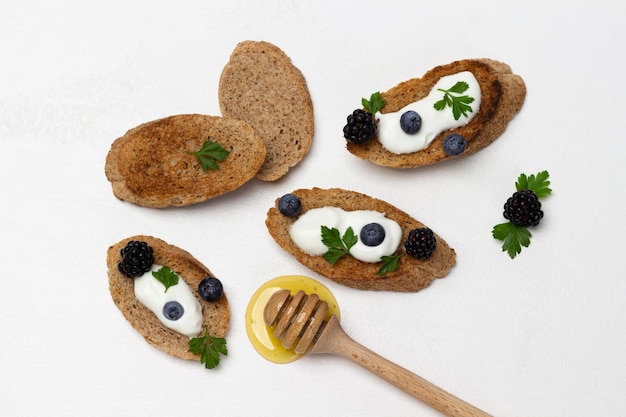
[362,92,387,115]
[492,171,552,259]
[188,326,228,369]
[321,226,357,264]
[187,139,230,171]
[320,226,402,275]
[433,81,475,120]
[151,266,179,292]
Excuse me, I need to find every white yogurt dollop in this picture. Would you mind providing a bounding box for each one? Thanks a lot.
[289,207,402,263]
[134,264,203,337]
[377,71,481,154]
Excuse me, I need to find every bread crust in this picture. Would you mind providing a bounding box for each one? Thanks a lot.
[105,114,266,208]
[265,188,456,292]
[107,235,230,360]
[218,40,314,181]
[346,59,526,168]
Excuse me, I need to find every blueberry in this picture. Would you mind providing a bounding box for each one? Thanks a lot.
[278,193,301,217]
[198,277,223,302]
[400,110,422,134]
[162,301,184,321]
[360,223,386,247]
[442,133,467,156]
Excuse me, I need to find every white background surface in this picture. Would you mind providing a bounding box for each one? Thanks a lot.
[2,1,625,416]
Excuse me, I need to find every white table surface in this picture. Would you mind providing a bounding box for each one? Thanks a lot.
[2,1,625,416]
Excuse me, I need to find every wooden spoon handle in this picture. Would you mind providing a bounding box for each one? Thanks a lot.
[314,317,492,417]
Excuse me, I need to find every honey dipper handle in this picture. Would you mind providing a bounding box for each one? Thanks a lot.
[313,316,492,417]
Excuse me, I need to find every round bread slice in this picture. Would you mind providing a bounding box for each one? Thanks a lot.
[107,235,230,360]
[266,188,456,292]
[346,58,526,168]
[218,40,314,181]
[105,114,266,208]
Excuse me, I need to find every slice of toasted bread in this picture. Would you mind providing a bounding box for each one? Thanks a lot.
[265,188,456,292]
[107,235,230,360]
[218,40,314,181]
[346,59,526,168]
[105,114,266,208]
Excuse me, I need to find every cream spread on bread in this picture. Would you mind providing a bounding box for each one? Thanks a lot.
[377,71,481,154]
[134,264,203,337]
[289,207,402,263]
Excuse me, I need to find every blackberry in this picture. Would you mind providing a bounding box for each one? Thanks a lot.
[118,241,154,278]
[404,228,437,259]
[503,189,543,227]
[343,109,377,144]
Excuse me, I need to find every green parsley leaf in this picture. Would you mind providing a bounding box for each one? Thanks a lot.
[433,81,475,120]
[188,326,228,369]
[321,226,357,264]
[151,266,179,292]
[492,222,532,259]
[378,253,404,275]
[187,139,230,171]
[516,170,552,198]
[362,92,387,115]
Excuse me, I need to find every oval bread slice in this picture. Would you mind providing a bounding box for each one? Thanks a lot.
[218,40,314,181]
[107,235,230,360]
[105,114,266,208]
[346,58,526,168]
[266,188,456,292]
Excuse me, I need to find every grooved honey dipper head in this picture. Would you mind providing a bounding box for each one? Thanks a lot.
[264,289,330,355]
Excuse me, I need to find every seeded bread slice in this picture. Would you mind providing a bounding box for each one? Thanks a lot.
[105,114,266,208]
[218,40,314,181]
[107,235,230,361]
[265,188,456,292]
[346,58,526,168]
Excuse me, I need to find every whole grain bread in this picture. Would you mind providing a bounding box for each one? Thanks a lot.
[265,188,456,292]
[218,40,314,181]
[105,114,266,208]
[346,58,526,168]
[107,235,230,360]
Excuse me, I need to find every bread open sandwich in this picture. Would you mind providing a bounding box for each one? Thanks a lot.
[107,235,230,368]
[105,114,266,208]
[265,188,456,292]
[219,40,314,181]
[343,59,526,168]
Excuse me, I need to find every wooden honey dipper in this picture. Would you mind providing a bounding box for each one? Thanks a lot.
[264,289,493,417]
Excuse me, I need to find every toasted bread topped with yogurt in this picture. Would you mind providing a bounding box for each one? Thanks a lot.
[105,114,266,208]
[345,59,526,168]
[219,40,314,181]
[107,235,230,362]
[265,188,456,292]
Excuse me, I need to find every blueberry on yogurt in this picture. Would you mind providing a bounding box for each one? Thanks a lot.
[162,301,184,321]
[399,110,422,134]
[360,223,386,246]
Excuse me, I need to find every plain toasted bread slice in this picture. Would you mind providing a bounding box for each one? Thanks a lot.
[346,58,526,168]
[107,235,230,360]
[218,40,314,181]
[265,188,456,292]
[105,114,266,208]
